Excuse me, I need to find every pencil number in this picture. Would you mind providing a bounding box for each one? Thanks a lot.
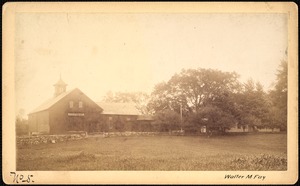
[10,172,34,183]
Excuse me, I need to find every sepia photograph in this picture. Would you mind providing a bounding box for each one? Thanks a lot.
[3,2,298,184]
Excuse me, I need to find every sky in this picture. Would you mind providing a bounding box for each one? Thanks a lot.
[15,13,287,116]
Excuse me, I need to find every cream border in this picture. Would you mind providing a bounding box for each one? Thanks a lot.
[2,2,298,184]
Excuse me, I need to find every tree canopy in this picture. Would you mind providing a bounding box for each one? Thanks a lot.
[147,64,287,133]
[147,68,242,132]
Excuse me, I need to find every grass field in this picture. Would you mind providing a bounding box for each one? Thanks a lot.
[17,133,287,171]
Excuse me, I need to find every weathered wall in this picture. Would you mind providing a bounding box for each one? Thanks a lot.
[99,115,138,132]
[49,89,102,134]
[28,114,36,133]
[28,111,50,133]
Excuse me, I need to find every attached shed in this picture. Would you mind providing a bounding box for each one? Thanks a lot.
[96,102,141,132]
[136,115,155,131]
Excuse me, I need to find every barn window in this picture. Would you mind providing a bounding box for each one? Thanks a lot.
[126,117,131,121]
[108,117,112,121]
[79,101,83,108]
[69,101,73,108]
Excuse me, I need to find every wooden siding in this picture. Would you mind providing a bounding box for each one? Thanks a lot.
[48,88,102,134]
[29,88,103,134]
[28,111,50,133]
[99,115,138,132]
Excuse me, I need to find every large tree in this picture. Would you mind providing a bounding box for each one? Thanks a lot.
[148,68,242,132]
[269,60,288,130]
[148,68,241,113]
[235,80,271,129]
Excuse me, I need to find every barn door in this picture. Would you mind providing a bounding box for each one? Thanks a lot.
[68,117,85,131]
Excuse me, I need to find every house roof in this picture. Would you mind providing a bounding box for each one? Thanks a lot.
[29,88,76,114]
[96,102,141,116]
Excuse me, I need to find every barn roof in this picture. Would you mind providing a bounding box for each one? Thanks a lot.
[30,87,109,114]
[96,102,141,116]
[29,89,76,114]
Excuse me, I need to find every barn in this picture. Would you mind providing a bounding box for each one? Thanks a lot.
[28,77,103,134]
[28,77,155,135]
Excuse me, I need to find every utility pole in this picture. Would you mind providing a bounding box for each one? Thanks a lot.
[180,102,183,131]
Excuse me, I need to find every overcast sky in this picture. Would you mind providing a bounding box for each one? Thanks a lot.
[15,13,287,116]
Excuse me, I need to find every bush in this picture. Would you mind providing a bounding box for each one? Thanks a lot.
[153,110,181,132]
[230,154,287,170]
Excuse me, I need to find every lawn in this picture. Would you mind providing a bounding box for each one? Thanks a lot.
[17,133,287,171]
